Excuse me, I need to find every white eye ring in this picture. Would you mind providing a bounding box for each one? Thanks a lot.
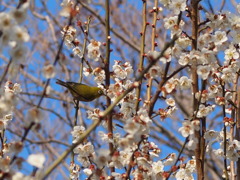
[98,90,102,94]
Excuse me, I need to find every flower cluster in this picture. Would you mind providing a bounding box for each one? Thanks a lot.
[0,2,30,79]
[0,81,47,178]
[0,82,21,129]
[205,130,240,162]
[61,25,83,57]
[87,40,101,61]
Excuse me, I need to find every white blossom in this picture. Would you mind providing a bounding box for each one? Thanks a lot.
[71,126,85,144]
[179,76,192,90]
[169,0,186,15]
[43,64,56,79]
[164,153,177,166]
[27,153,45,168]
[179,120,194,137]
[197,65,211,80]
[213,31,228,46]
[87,40,101,61]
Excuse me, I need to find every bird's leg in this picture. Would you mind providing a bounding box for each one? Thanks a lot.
[73,99,78,108]
[73,100,80,126]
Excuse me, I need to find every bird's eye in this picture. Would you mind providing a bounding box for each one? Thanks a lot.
[98,90,103,94]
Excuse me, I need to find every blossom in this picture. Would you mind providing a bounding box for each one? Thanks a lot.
[229,61,240,72]
[159,0,170,6]
[169,0,186,15]
[27,153,46,168]
[12,26,30,43]
[9,141,23,154]
[177,36,191,48]
[197,65,211,80]
[187,135,198,150]
[165,97,175,106]
[4,81,22,94]
[164,153,177,166]
[160,48,171,63]
[69,163,80,180]
[59,0,74,17]
[94,149,110,168]
[93,67,105,84]
[12,172,25,180]
[175,168,194,180]
[0,157,10,172]
[10,45,28,63]
[189,50,202,64]
[119,139,134,154]
[163,15,184,35]
[77,156,91,167]
[43,64,56,79]
[26,107,44,124]
[213,148,224,157]
[147,51,161,60]
[12,83,22,94]
[136,157,152,171]
[74,142,94,157]
[0,12,15,32]
[164,78,178,93]
[196,104,214,118]
[124,119,141,135]
[83,67,91,77]
[195,90,209,103]
[186,158,196,172]
[123,108,152,139]
[61,25,76,42]
[137,107,152,125]
[201,48,216,64]
[152,160,164,174]
[179,76,192,90]
[208,84,222,98]
[107,80,124,100]
[230,31,240,45]
[83,168,93,176]
[204,130,219,140]
[213,31,228,46]
[198,33,212,49]
[87,40,101,61]
[124,62,133,76]
[71,126,85,144]
[109,152,124,169]
[111,172,123,180]
[221,67,236,83]
[10,2,29,23]
[215,96,226,106]
[163,16,178,29]
[113,60,133,79]
[224,45,239,61]
[172,44,182,57]
[72,47,83,58]
[120,101,136,119]
[118,149,132,166]
[191,119,200,131]
[179,120,194,137]
[87,108,101,121]
[178,53,190,65]
[0,82,21,115]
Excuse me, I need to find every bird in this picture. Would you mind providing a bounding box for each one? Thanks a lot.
[56,79,104,102]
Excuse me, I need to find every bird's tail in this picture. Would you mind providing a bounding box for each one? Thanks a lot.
[56,79,68,87]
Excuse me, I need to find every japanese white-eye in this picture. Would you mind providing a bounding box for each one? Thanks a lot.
[56,79,103,102]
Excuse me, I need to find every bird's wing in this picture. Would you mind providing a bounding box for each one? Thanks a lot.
[66,84,89,101]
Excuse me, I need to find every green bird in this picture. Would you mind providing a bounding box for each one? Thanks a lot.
[56,79,103,102]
